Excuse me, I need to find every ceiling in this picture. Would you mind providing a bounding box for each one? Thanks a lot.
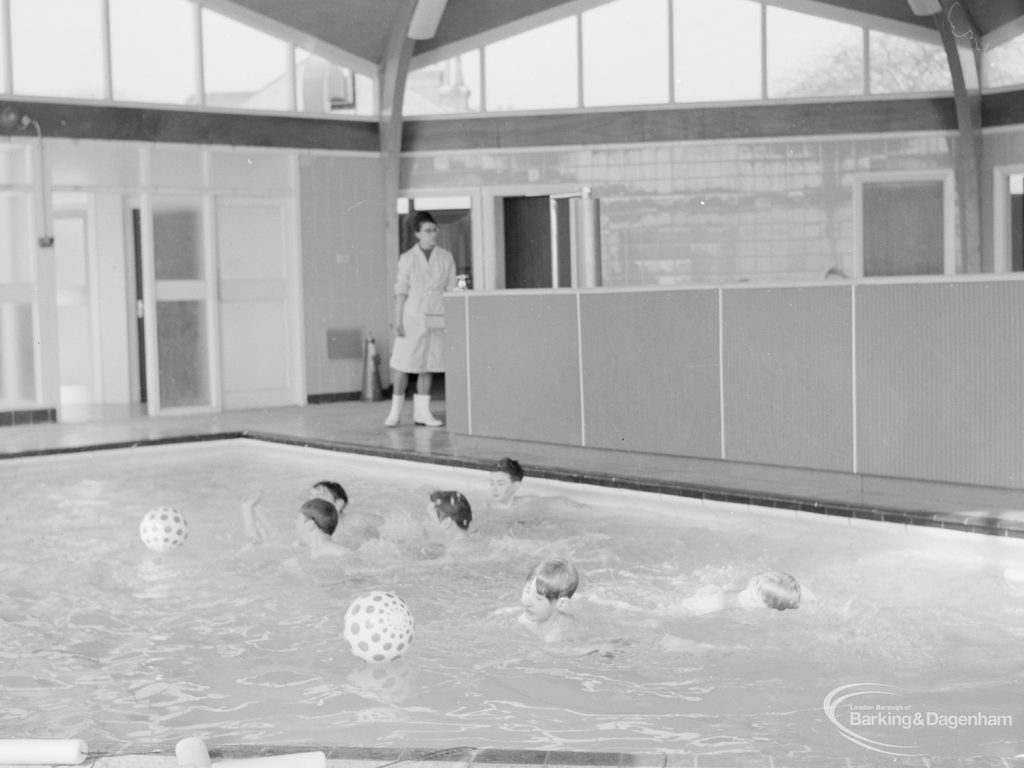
[225,0,1024,68]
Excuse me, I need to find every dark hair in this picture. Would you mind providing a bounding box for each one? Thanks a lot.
[313,480,348,508]
[412,211,437,232]
[300,498,339,536]
[492,457,524,483]
[429,490,472,531]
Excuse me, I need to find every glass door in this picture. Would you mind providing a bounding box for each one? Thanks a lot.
[143,194,217,412]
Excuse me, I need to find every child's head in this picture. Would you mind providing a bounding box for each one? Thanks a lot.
[520,558,579,622]
[740,571,801,611]
[311,480,348,512]
[489,457,524,506]
[429,490,472,531]
[527,558,579,600]
[299,498,339,537]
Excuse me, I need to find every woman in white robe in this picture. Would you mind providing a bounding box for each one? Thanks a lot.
[385,211,456,427]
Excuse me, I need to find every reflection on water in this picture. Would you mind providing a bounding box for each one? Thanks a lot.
[2,441,1024,759]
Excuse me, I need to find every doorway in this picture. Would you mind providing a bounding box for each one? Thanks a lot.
[398,196,473,284]
[130,208,147,405]
[502,194,574,289]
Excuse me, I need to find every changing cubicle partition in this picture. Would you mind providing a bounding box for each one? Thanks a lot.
[444,277,1024,492]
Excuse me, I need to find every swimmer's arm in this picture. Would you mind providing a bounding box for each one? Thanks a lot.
[241,491,267,546]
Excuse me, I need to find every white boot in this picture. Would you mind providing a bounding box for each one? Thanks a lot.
[413,394,443,427]
[384,394,404,427]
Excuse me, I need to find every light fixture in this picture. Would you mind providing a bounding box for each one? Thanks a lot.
[906,0,942,16]
[408,0,448,40]
[1,105,54,248]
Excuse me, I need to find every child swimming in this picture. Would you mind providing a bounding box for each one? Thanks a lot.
[518,558,580,643]
[675,570,802,614]
[420,490,472,557]
[241,481,349,559]
[310,480,348,513]
[488,457,524,510]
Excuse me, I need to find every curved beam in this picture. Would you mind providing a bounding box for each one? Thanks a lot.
[935,0,983,272]
[378,2,417,388]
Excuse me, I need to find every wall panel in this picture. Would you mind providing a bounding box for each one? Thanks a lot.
[722,286,854,472]
[299,153,387,397]
[580,290,720,456]
[443,294,470,434]
[857,281,1024,488]
[466,293,581,444]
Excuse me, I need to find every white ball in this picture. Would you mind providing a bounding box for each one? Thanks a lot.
[139,507,189,552]
[344,591,414,663]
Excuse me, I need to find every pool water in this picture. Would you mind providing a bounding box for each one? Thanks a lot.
[2,439,1023,760]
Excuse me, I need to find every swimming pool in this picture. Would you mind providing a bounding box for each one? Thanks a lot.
[2,438,1023,763]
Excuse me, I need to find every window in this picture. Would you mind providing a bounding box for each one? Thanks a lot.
[296,49,357,115]
[10,0,104,99]
[110,0,198,105]
[0,8,8,92]
[982,30,1024,89]
[485,17,578,111]
[406,51,481,116]
[869,30,951,94]
[674,0,761,103]
[583,0,668,107]
[767,6,863,99]
[201,9,291,111]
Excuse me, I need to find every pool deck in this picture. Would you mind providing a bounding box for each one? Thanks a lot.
[3,399,1024,539]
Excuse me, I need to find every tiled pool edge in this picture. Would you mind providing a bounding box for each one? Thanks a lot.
[3,429,1023,541]
[86,745,1021,768]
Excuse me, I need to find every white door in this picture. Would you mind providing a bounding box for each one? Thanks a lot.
[215,197,298,409]
[53,210,99,406]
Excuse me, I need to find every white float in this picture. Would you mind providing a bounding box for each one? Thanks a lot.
[0,740,88,765]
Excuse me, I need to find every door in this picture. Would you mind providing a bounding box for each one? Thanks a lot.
[215,197,297,409]
[131,209,147,404]
[53,211,98,406]
[503,195,579,289]
[146,195,216,412]
[503,196,553,289]
[1011,173,1024,272]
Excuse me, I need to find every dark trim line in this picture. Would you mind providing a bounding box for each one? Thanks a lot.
[241,431,1024,539]
[0,408,57,427]
[0,431,244,459]
[307,391,363,404]
[3,90,1023,154]
[982,88,1024,128]
[0,98,379,152]
[403,97,960,151]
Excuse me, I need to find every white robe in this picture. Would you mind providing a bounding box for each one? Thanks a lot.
[389,244,456,373]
